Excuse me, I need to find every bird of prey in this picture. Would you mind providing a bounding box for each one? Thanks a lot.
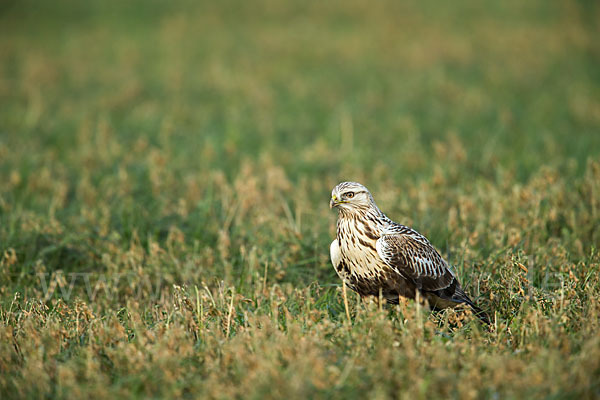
[329,181,490,324]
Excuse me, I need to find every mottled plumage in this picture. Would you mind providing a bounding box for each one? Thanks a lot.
[330,181,490,324]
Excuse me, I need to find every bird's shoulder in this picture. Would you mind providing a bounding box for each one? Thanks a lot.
[381,221,424,238]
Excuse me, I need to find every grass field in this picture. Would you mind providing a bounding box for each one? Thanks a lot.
[1,0,600,398]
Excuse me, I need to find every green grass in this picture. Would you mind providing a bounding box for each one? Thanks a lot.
[1,0,599,398]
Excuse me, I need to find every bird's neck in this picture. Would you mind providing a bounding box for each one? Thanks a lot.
[337,205,389,235]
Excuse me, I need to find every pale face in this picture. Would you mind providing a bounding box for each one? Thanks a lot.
[330,181,373,211]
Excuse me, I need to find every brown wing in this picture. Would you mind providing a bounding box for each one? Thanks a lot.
[377,229,491,324]
[376,233,455,292]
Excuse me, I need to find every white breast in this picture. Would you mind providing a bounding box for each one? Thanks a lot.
[337,218,386,279]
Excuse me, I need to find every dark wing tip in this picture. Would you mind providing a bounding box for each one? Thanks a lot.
[467,303,491,325]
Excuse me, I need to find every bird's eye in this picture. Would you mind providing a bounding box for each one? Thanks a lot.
[345,192,354,199]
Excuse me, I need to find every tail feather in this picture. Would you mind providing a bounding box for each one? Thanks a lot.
[465,301,491,325]
[434,286,491,325]
[456,293,491,325]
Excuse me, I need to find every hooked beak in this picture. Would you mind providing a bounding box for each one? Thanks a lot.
[330,194,339,209]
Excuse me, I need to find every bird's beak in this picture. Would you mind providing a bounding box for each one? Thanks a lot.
[330,194,338,209]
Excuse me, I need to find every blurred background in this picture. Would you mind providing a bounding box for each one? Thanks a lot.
[2,0,598,176]
[0,0,599,291]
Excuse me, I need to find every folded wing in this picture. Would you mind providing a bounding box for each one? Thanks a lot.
[376,232,455,292]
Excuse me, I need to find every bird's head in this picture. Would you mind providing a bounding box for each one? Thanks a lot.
[330,181,376,212]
